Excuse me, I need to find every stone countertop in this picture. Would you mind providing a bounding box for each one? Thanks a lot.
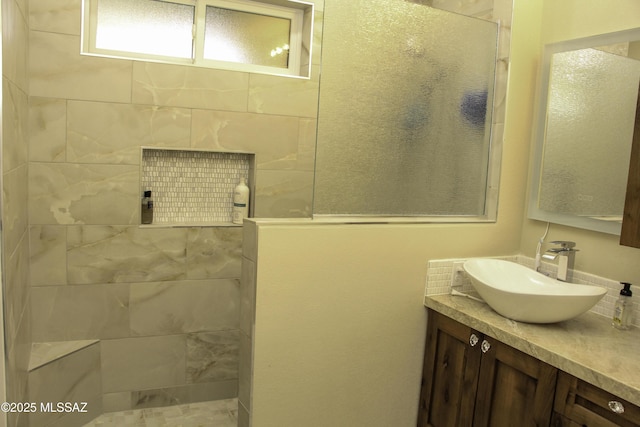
[424,294,640,407]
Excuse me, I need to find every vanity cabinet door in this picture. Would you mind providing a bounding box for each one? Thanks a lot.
[473,336,557,427]
[553,371,640,427]
[418,310,558,427]
[418,310,483,427]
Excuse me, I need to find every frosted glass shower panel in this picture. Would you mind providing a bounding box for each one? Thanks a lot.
[95,0,194,59]
[313,1,498,216]
[538,49,640,217]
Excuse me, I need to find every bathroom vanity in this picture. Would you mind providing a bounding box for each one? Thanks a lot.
[419,295,640,427]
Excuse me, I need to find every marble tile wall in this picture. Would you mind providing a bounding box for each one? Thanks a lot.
[238,221,258,427]
[29,224,244,412]
[24,0,325,418]
[2,0,31,426]
[28,341,102,427]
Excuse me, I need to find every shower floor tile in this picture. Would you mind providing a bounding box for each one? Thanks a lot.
[83,398,237,427]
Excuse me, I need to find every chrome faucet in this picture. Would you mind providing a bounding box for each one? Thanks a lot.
[542,241,578,282]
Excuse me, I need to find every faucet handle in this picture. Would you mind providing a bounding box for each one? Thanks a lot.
[550,241,578,251]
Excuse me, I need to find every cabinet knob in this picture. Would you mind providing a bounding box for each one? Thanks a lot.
[481,339,491,353]
[469,334,479,347]
[608,400,625,414]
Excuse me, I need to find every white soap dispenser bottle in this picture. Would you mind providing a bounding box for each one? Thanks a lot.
[232,177,250,224]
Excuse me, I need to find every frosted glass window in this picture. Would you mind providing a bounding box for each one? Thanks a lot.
[82,0,311,77]
[204,6,291,68]
[95,0,194,59]
[313,0,498,216]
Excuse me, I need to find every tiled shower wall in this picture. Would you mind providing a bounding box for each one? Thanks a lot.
[25,0,324,416]
[2,0,31,426]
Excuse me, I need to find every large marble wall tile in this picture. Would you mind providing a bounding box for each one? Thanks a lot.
[4,236,30,348]
[101,335,186,393]
[67,101,192,165]
[131,381,237,410]
[186,228,243,280]
[67,226,188,284]
[129,279,240,335]
[253,170,313,218]
[241,221,257,261]
[30,0,81,35]
[311,9,324,66]
[311,0,324,12]
[190,109,299,169]
[28,341,102,427]
[299,9,312,74]
[30,31,133,102]
[239,258,256,337]
[14,0,27,22]
[30,340,99,371]
[6,297,31,378]
[31,284,130,341]
[29,163,139,225]
[132,62,249,111]
[104,380,238,412]
[102,391,131,413]
[186,330,239,383]
[238,331,252,413]
[5,300,31,426]
[2,0,29,92]
[248,69,320,118]
[3,1,30,419]
[29,97,67,162]
[3,80,28,172]
[3,164,28,253]
[297,118,317,172]
[492,55,509,126]
[238,402,249,427]
[30,225,67,286]
[299,6,323,72]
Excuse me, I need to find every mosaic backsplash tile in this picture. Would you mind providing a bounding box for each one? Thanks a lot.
[142,149,251,224]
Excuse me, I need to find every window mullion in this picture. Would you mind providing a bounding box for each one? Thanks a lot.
[193,0,207,65]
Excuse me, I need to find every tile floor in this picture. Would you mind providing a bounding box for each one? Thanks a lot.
[83,398,238,427]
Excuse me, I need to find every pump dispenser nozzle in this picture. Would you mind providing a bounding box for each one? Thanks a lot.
[620,282,633,297]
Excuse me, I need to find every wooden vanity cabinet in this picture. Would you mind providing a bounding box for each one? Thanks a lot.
[552,371,640,427]
[418,310,558,427]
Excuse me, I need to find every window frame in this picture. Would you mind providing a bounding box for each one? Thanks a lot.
[82,0,198,65]
[81,0,308,78]
[194,0,303,75]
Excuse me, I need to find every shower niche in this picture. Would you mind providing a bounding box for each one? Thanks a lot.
[141,148,255,226]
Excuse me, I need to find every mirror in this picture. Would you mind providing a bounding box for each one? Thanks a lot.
[529,28,640,235]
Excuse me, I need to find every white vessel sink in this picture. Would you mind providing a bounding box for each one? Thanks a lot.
[463,258,607,324]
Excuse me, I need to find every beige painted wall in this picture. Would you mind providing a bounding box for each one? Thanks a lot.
[519,0,640,282]
[251,222,523,427]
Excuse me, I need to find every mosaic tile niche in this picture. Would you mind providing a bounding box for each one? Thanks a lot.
[141,148,254,225]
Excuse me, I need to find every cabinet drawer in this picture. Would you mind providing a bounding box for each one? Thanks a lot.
[554,371,640,427]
